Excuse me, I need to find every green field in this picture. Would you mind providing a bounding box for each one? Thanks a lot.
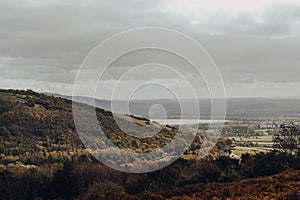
[230,135,273,156]
[230,135,273,142]
[231,146,272,156]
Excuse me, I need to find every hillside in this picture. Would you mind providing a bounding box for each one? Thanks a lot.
[1,89,299,199]
[167,169,300,200]
[0,89,187,164]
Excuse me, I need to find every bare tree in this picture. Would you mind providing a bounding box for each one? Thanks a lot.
[273,123,300,160]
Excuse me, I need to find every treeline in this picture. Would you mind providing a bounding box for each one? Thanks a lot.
[0,151,299,199]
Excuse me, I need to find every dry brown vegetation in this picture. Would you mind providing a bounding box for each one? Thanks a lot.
[167,170,300,200]
[0,89,300,199]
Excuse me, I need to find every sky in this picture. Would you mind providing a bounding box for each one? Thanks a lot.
[0,0,300,99]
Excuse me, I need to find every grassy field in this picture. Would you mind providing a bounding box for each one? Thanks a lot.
[230,135,273,142]
[231,146,272,156]
[229,135,273,156]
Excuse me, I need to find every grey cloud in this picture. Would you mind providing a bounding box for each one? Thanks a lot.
[0,0,300,98]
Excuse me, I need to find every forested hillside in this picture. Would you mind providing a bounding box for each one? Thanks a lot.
[0,89,183,163]
[0,89,299,199]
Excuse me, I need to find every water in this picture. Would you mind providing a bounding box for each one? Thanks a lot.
[151,119,227,125]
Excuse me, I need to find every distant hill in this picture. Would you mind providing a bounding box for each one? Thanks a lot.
[48,93,300,118]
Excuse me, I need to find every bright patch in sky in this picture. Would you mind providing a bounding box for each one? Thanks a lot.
[164,0,300,15]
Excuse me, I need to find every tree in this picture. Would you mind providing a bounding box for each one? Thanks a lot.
[83,181,126,200]
[273,123,300,160]
[248,126,256,136]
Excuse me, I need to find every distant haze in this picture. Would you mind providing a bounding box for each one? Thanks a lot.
[56,94,300,118]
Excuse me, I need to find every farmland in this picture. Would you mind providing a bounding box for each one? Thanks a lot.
[229,135,273,156]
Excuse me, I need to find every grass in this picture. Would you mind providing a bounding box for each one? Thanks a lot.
[114,113,164,129]
[230,135,273,142]
[229,135,274,156]
[0,91,27,103]
[115,114,149,126]
[232,146,272,156]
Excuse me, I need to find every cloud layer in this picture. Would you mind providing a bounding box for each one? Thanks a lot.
[0,0,300,98]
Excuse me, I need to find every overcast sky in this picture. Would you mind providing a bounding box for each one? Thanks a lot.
[0,0,300,99]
